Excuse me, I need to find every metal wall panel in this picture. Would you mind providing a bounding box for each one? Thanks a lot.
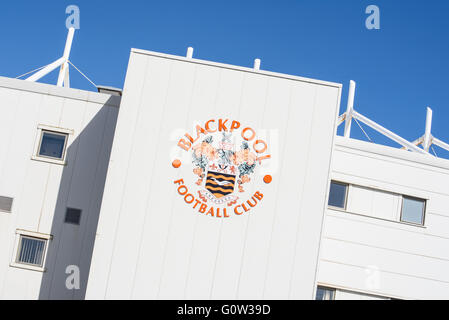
[0,77,120,299]
[86,50,342,299]
[319,137,449,299]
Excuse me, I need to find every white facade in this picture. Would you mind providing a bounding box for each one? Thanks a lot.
[85,49,342,299]
[318,136,449,300]
[0,77,120,299]
[0,47,448,300]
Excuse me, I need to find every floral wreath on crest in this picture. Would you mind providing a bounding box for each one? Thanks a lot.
[191,133,257,198]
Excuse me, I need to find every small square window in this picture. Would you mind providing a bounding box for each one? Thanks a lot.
[328,181,348,209]
[16,235,47,267]
[38,131,68,160]
[316,286,336,300]
[401,196,426,225]
[65,208,82,225]
[32,126,72,165]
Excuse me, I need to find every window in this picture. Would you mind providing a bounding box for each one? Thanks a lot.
[16,236,47,267]
[401,196,426,225]
[32,125,73,165]
[11,230,51,272]
[329,181,427,227]
[316,286,336,300]
[0,196,13,213]
[328,181,348,209]
[65,207,82,225]
[38,131,68,160]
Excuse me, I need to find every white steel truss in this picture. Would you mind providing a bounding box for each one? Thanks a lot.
[25,28,75,88]
[339,80,449,157]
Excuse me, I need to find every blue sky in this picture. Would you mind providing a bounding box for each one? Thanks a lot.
[1,1,448,156]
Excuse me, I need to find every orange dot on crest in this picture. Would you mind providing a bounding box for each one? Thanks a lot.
[263,175,272,184]
[172,159,181,168]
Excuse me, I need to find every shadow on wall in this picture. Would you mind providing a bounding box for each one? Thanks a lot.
[38,98,119,300]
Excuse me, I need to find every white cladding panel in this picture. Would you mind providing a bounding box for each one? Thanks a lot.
[347,185,401,221]
[0,77,119,299]
[86,50,342,299]
[318,137,449,300]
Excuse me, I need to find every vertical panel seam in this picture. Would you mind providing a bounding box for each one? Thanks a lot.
[104,57,151,298]
[261,82,294,298]
[235,76,270,299]
[287,86,319,298]
[72,105,111,300]
[183,68,223,299]
[310,86,342,299]
[156,64,199,299]
[44,99,89,299]
[209,70,246,299]
[130,61,174,297]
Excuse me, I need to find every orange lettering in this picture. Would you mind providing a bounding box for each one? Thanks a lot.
[234,205,243,215]
[174,179,184,185]
[219,119,228,132]
[184,194,194,204]
[256,154,271,164]
[185,133,195,144]
[247,196,257,208]
[206,207,214,216]
[193,199,201,209]
[253,140,267,154]
[195,125,206,141]
[254,191,264,201]
[199,203,207,213]
[242,127,256,141]
[205,120,217,133]
[178,185,188,196]
[178,139,191,151]
[230,121,241,132]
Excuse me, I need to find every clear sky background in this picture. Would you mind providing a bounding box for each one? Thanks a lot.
[0,1,448,156]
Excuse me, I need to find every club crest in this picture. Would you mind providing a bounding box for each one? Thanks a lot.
[173,119,272,218]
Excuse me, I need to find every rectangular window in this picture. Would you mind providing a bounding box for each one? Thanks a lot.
[16,236,47,267]
[38,130,68,160]
[401,196,426,225]
[328,181,348,209]
[316,286,336,300]
[65,207,82,225]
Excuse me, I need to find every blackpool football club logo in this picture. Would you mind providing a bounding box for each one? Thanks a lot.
[172,119,272,218]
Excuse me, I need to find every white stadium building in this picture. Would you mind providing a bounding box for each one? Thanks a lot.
[0,29,448,300]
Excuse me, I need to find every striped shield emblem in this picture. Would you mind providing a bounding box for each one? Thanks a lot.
[205,171,236,199]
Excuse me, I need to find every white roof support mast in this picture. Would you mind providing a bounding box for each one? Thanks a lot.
[422,107,433,152]
[344,80,356,138]
[26,27,75,88]
[339,80,449,157]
